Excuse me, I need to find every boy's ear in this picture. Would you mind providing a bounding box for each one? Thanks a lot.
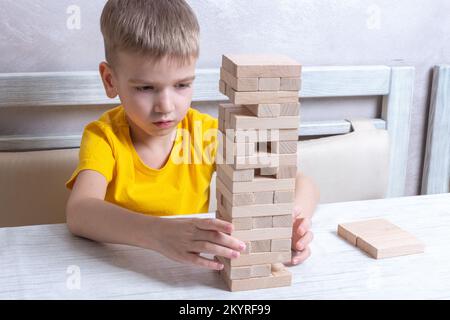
[99,61,118,99]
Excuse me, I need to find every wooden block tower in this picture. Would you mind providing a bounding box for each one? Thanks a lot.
[216,54,301,291]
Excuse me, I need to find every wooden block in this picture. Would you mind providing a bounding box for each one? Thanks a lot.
[280,102,300,116]
[234,152,297,169]
[259,166,278,176]
[276,166,297,179]
[216,256,271,279]
[216,163,254,182]
[226,86,299,105]
[220,68,258,91]
[259,166,297,179]
[216,178,255,206]
[221,138,256,157]
[253,191,274,204]
[271,141,298,154]
[218,119,225,132]
[272,214,292,227]
[216,210,253,230]
[218,173,295,194]
[280,77,301,91]
[222,54,302,78]
[258,77,280,91]
[219,80,227,95]
[230,114,299,130]
[231,227,291,241]
[337,219,425,259]
[274,190,295,203]
[271,238,291,252]
[227,251,292,267]
[220,199,294,219]
[252,216,273,229]
[219,263,292,291]
[245,104,281,118]
[227,128,298,143]
[249,239,271,253]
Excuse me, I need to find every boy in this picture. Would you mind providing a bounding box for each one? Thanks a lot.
[65,0,319,271]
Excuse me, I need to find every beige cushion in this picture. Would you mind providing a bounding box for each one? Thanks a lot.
[0,148,79,227]
[299,119,390,203]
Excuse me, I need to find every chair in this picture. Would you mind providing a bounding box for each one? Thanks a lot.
[0,65,415,226]
[421,65,450,194]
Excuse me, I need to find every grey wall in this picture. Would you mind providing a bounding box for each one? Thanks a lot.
[1,0,449,196]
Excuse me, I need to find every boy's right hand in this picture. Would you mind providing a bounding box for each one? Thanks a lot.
[153,218,246,270]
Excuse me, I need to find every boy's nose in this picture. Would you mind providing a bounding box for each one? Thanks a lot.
[154,89,175,114]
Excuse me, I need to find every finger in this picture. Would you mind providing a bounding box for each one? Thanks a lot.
[186,252,225,270]
[191,241,241,260]
[296,218,312,237]
[296,231,314,251]
[194,218,233,234]
[194,229,246,252]
[291,246,311,265]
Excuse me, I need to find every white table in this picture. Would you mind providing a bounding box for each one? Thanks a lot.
[1,193,449,299]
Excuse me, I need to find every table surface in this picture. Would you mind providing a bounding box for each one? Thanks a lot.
[1,193,450,300]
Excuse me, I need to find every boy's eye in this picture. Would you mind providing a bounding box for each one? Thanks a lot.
[136,86,154,92]
[176,83,191,89]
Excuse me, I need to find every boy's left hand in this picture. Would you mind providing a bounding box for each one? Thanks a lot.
[289,214,313,265]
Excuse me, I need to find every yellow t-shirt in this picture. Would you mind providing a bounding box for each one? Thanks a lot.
[65,105,218,216]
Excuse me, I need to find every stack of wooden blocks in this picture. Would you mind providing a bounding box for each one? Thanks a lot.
[215,54,302,291]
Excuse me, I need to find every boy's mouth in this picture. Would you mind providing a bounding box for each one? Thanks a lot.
[153,120,175,128]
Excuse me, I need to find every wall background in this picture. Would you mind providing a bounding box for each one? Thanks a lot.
[1,0,449,196]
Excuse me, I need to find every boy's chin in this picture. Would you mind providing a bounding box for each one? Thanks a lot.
[149,124,177,136]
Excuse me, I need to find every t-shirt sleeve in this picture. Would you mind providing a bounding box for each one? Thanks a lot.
[65,122,115,190]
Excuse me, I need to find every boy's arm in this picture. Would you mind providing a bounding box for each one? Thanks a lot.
[293,171,320,219]
[66,170,246,270]
[66,197,161,250]
[289,171,320,265]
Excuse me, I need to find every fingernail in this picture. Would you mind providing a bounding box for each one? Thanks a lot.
[232,251,240,258]
[239,242,246,251]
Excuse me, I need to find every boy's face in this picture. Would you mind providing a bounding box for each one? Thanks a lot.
[102,51,197,138]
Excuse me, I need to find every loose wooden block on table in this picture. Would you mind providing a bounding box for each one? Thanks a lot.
[337,218,425,259]
[222,54,302,78]
[219,263,292,292]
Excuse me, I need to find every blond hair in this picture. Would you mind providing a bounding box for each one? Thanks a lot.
[100,0,200,67]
